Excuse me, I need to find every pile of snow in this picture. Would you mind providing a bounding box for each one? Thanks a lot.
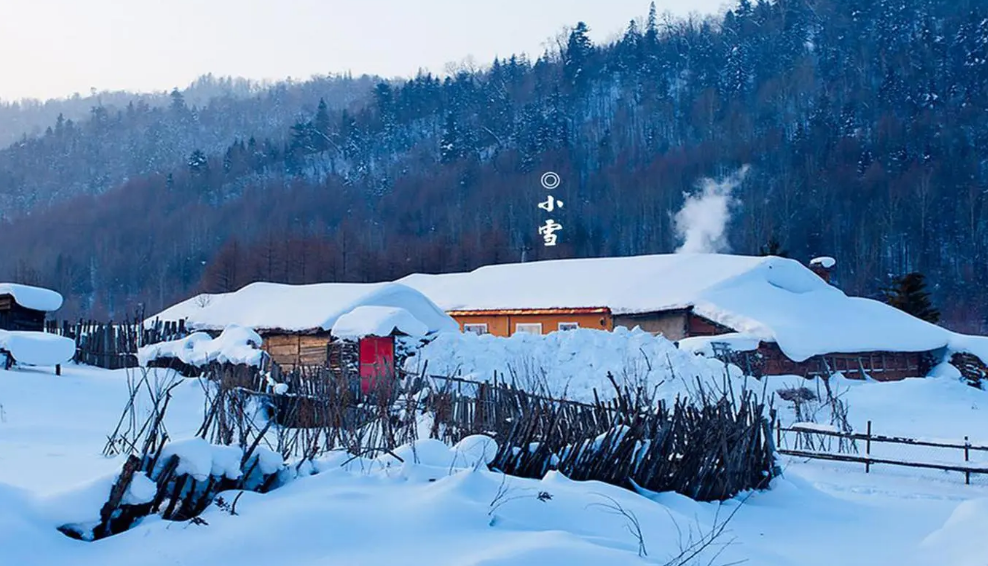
[0,330,75,366]
[331,306,429,338]
[921,498,988,566]
[0,282,64,312]
[400,254,978,364]
[148,281,457,335]
[810,256,836,269]
[154,438,244,482]
[137,325,265,368]
[406,327,740,403]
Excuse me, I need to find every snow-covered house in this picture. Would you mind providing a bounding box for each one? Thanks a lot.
[0,283,64,332]
[399,254,979,381]
[149,282,458,374]
[0,283,75,371]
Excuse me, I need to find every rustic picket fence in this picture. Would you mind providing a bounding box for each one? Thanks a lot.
[240,365,778,501]
[45,318,188,369]
[776,420,988,485]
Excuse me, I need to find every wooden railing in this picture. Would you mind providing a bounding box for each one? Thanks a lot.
[775,420,988,484]
[45,318,188,369]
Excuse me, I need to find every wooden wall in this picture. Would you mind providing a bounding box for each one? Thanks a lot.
[262,333,332,371]
[0,295,46,332]
[714,341,929,382]
[613,310,689,339]
[451,312,611,337]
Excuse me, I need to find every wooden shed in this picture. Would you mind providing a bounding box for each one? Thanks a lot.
[399,254,952,382]
[0,283,64,332]
[149,281,458,377]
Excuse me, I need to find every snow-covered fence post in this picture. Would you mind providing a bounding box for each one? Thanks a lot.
[865,420,872,474]
[964,436,970,485]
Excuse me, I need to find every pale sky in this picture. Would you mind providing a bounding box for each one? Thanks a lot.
[0,0,725,101]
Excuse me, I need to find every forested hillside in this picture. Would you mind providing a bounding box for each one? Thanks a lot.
[0,75,266,150]
[1,0,987,331]
[0,74,377,213]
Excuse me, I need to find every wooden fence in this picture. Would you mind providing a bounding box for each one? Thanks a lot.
[776,420,988,484]
[45,319,188,370]
[234,364,779,501]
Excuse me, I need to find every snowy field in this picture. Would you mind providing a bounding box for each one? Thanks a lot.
[2,363,987,565]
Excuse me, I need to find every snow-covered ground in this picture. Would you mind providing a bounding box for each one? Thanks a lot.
[2,362,987,565]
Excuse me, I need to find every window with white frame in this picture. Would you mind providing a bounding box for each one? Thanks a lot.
[464,323,489,335]
[514,323,543,335]
[558,322,580,331]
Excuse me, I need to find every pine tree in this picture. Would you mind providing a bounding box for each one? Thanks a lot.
[885,272,941,323]
[564,22,594,91]
[169,88,187,113]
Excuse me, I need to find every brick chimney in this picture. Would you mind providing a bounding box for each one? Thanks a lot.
[809,256,836,284]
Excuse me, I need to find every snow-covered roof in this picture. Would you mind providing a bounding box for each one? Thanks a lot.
[149,281,458,335]
[398,254,957,362]
[0,283,64,312]
[331,306,429,339]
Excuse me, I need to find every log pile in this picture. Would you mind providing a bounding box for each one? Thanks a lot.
[951,352,988,388]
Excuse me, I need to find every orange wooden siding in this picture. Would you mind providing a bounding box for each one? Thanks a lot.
[449,309,612,337]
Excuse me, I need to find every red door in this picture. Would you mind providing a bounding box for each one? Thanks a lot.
[359,336,395,395]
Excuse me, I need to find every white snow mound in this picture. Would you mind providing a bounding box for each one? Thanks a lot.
[0,330,75,366]
[137,325,264,368]
[406,326,739,403]
[331,306,429,338]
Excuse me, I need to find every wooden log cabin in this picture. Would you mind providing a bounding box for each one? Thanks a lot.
[399,254,963,382]
[150,282,458,380]
[0,283,64,332]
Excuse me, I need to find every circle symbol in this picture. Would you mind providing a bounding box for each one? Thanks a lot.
[541,171,561,190]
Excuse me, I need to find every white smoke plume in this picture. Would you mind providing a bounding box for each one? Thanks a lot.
[674,165,750,254]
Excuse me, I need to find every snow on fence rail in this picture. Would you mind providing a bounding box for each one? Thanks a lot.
[45,318,188,369]
[775,420,988,485]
